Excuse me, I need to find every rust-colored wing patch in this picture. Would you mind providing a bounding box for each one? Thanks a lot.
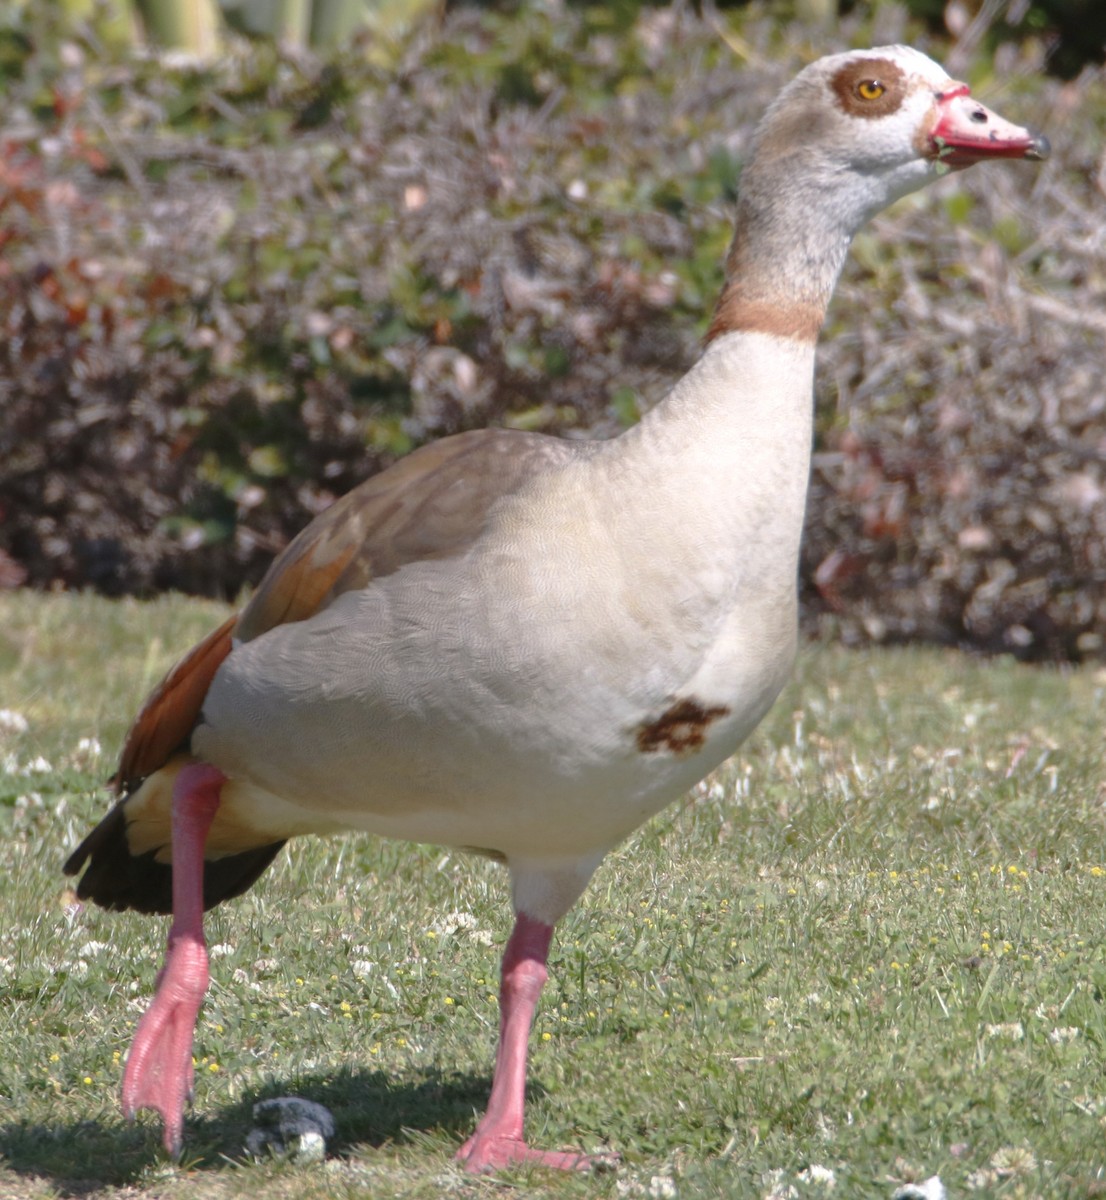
[114,613,237,795]
[636,698,731,755]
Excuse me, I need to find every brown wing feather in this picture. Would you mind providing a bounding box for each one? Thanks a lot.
[236,427,579,642]
[114,428,577,786]
[113,613,238,795]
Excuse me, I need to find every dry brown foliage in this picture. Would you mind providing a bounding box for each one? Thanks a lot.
[0,9,1102,660]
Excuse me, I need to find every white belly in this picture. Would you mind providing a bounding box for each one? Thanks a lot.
[195,545,798,862]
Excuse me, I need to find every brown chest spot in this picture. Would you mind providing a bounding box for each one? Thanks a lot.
[636,698,731,756]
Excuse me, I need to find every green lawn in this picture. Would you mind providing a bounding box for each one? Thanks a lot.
[1,592,1104,1198]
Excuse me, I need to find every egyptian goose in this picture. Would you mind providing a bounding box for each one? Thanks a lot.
[65,45,1047,1172]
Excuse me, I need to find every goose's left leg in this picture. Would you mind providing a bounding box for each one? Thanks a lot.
[121,762,225,1156]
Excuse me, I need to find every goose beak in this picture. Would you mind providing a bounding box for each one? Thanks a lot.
[929,85,1050,168]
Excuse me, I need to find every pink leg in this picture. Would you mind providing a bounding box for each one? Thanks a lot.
[457,913,604,1173]
[122,762,224,1157]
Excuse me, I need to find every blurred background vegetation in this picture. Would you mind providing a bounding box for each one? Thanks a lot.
[0,0,1103,660]
[6,0,1106,74]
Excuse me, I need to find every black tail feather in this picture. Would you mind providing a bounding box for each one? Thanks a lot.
[64,803,286,916]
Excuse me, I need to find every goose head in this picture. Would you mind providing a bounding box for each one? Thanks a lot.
[710,45,1048,341]
[746,44,1049,231]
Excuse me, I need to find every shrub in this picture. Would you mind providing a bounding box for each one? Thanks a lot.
[1,5,1102,659]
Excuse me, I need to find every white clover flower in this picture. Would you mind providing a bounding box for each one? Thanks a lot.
[798,1164,836,1189]
[428,910,495,944]
[761,1170,798,1200]
[73,736,103,765]
[990,1145,1037,1176]
[0,709,29,734]
[965,1168,998,1191]
[431,910,477,934]
[616,1180,646,1198]
[1048,1026,1080,1044]
[893,1177,946,1200]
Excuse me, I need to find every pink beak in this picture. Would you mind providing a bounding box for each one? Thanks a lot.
[929,84,1050,168]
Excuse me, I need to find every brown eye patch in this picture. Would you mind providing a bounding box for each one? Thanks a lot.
[830,57,906,119]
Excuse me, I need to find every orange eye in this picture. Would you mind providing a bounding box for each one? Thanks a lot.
[856,79,886,100]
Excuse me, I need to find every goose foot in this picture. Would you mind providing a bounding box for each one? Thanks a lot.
[122,933,210,1157]
[457,1133,614,1173]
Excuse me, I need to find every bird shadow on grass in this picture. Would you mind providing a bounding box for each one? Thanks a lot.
[0,1065,522,1195]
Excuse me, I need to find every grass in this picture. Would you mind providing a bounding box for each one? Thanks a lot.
[1,590,1105,1198]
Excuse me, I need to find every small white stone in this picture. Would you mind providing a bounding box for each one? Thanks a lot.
[292,1130,326,1164]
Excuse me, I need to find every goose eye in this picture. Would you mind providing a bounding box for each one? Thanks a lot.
[856,79,886,101]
